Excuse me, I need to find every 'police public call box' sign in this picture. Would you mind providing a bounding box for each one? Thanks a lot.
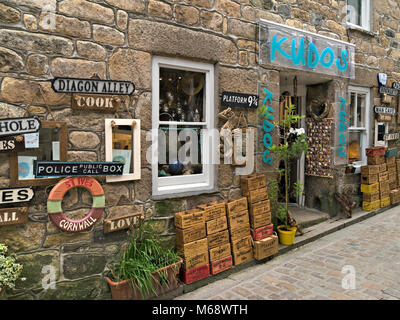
[35,161,125,177]
[259,20,355,79]
[52,78,135,95]
[221,92,259,108]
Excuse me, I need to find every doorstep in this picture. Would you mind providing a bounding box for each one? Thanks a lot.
[155,203,396,300]
[288,204,330,229]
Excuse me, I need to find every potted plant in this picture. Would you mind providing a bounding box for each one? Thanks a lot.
[270,103,309,245]
[0,243,25,297]
[105,219,182,300]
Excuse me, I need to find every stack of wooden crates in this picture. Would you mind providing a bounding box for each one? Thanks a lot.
[241,173,279,261]
[175,208,210,284]
[390,152,400,205]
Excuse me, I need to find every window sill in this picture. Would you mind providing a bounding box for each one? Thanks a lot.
[346,24,377,37]
[152,186,218,200]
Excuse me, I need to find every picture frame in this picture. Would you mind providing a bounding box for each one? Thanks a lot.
[105,119,141,182]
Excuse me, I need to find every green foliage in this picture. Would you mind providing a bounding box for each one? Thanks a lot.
[0,243,25,291]
[110,219,180,299]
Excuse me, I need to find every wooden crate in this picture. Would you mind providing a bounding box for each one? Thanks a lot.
[175,209,205,229]
[197,201,226,222]
[226,197,248,215]
[182,252,209,271]
[231,235,252,252]
[360,183,379,193]
[251,224,273,241]
[209,243,231,262]
[361,174,378,184]
[390,181,397,190]
[379,181,390,192]
[390,190,400,204]
[380,189,390,199]
[366,146,385,157]
[176,223,206,245]
[380,197,391,208]
[206,216,228,235]
[386,156,396,165]
[361,165,379,175]
[388,173,397,184]
[362,200,380,211]
[249,211,271,229]
[378,171,388,182]
[253,235,279,260]
[240,173,267,193]
[207,230,230,250]
[367,155,385,165]
[227,210,250,231]
[232,245,253,266]
[363,191,379,202]
[396,159,400,171]
[379,163,387,172]
[229,224,251,242]
[176,238,208,258]
[246,187,269,204]
[249,200,271,216]
[387,163,396,173]
[180,264,210,284]
[210,255,233,275]
[385,148,398,158]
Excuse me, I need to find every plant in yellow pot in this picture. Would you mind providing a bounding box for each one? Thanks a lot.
[270,102,309,246]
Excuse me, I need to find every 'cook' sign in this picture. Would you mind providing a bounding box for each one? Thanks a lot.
[72,94,120,113]
[221,92,259,108]
[0,116,41,137]
[35,161,125,177]
[0,187,34,205]
[52,78,135,95]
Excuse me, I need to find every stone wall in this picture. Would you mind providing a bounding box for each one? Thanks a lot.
[0,0,399,299]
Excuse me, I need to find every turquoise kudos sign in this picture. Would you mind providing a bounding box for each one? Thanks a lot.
[259,20,355,79]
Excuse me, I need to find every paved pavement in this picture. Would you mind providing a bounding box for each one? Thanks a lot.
[176,206,400,300]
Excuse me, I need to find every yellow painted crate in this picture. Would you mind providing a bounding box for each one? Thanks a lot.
[362,200,380,211]
[361,183,379,194]
[380,197,391,208]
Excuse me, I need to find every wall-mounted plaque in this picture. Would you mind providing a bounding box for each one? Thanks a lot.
[0,187,34,205]
[384,132,400,141]
[35,161,124,177]
[0,136,16,152]
[374,106,396,114]
[52,78,135,95]
[221,92,259,108]
[0,207,28,227]
[392,82,400,90]
[0,116,41,137]
[377,113,392,122]
[379,86,398,96]
[103,212,144,234]
[72,94,122,113]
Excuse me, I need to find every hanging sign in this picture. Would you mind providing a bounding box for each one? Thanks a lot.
[0,207,28,227]
[35,161,124,177]
[0,116,41,137]
[51,78,135,95]
[221,92,259,108]
[379,86,398,96]
[384,132,400,141]
[72,94,121,113]
[0,187,34,205]
[259,20,355,79]
[47,177,104,232]
[374,106,396,114]
[103,212,144,234]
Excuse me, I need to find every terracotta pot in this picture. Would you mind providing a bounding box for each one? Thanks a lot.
[105,258,183,300]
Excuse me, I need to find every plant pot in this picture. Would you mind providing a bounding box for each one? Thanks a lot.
[105,258,183,300]
[277,225,297,246]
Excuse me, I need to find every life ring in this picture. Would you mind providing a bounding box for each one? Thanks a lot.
[47,177,105,233]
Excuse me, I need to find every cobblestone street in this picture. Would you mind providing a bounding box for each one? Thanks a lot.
[176,207,400,300]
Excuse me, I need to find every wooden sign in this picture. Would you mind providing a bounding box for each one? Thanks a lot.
[72,94,121,113]
[0,207,28,227]
[384,132,400,141]
[379,86,398,96]
[374,105,396,114]
[35,161,124,177]
[377,113,392,122]
[52,78,135,95]
[0,116,41,137]
[0,187,34,205]
[103,212,144,234]
[221,91,259,108]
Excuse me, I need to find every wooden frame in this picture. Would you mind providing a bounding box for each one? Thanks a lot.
[9,121,67,187]
[105,118,141,183]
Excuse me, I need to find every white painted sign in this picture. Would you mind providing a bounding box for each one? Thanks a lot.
[0,116,41,137]
[384,132,400,141]
[52,78,135,95]
[0,187,34,204]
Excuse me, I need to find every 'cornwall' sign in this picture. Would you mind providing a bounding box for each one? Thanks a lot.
[51,78,135,95]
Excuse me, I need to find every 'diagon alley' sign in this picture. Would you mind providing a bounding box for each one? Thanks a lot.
[0,187,34,205]
[221,92,259,108]
[52,78,135,95]
[0,116,41,137]
[35,161,125,177]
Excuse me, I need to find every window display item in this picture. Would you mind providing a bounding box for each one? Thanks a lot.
[18,156,37,180]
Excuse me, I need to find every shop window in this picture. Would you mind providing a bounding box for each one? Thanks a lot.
[348,86,370,166]
[346,0,371,31]
[151,57,215,197]
[9,121,67,186]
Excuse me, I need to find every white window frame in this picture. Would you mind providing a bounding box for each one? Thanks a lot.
[348,85,370,167]
[151,56,215,198]
[346,0,371,32]
[374,120,389,147]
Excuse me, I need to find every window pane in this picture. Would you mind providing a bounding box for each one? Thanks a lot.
[357,93,366,128]
[349,92,356,127]
[158,125,203,177]
[347,0,362,26]
[112,125,133,175]
[159,68,205,122]
[348,131,361,163]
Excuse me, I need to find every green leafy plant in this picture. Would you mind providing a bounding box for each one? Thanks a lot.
[0,243,25,292]
[109,219,180,300]
[269,103,309,230]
